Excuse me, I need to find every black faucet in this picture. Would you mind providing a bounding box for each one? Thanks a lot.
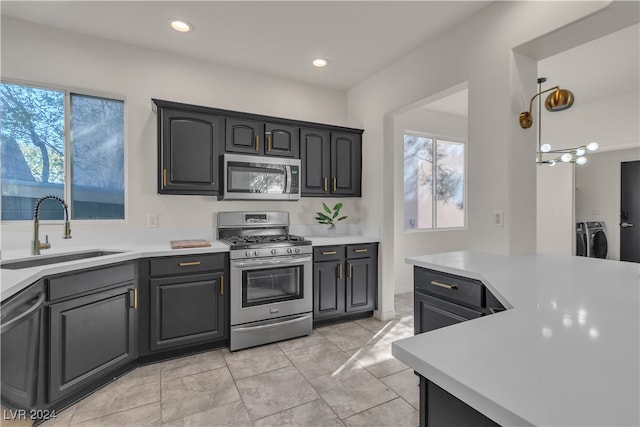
[32,195,72,255]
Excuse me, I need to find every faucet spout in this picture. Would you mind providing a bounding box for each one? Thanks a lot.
[32,195,72,255]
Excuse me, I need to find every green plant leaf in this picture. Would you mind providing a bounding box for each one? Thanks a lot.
[333,202,343,212]
[336,216,348,222]
[322,202,331,214]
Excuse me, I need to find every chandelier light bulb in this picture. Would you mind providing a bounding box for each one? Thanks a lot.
[575,147,586,156]
[576,156,587,165]
[561,153,573,163]
[586,142,599,151]
[540,143,551,153]
[548,160,556,167]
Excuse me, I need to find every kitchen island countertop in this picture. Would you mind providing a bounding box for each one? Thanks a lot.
[393,251,640,426]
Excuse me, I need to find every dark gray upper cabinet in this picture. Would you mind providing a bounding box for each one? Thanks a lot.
[226,119,299,157]
[265,122,299,157]
[155,102,223,195]
[300,128,331,195]
[225,118,263,155]
[153,99,363,197]
[301,129,362,197]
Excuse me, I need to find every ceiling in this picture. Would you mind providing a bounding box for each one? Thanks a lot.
[0,1,492,90]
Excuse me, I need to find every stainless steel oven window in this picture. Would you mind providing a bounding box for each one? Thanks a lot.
[227,163,286,194]
[242,265,303,307]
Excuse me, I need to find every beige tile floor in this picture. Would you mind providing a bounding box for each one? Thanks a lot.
[37,292,416,427]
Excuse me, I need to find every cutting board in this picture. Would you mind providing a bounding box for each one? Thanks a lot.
[170,240,212,249]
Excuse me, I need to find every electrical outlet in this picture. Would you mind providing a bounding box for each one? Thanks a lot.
[147,214,159,228]
[493,210,504,227]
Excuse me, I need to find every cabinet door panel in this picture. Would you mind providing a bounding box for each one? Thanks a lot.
[331,132,361,196]
[265,123,299,157]
[49,284,136,402]
[346,258,376,313]
[160,109,221,195]
[226,118,262,154]
[300,128,330,195]
[415,291,482,335]
[150,275,225,351]
[313,261,345,320]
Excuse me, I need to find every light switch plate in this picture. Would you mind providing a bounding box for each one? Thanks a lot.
[493,210,504,227]
[147,214,159,228]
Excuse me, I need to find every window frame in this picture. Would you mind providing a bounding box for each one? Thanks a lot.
[0,78,128,223]
[403,130,467,232]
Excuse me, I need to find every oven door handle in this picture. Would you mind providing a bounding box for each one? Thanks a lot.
[233,314,312,332]
[231,255,312,269]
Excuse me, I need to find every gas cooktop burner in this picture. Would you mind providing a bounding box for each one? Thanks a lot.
[222,234,311,250]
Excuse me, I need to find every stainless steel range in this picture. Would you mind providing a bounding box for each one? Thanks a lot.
[218,211,312,351]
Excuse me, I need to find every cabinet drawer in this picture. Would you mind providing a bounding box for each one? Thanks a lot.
[346,243,378,259]
[48,263,135,301]
[313,245,345,262]
[414,267,483,308]
[149,253,225,277]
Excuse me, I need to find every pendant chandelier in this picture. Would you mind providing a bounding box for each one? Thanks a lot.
[519,77,598,166]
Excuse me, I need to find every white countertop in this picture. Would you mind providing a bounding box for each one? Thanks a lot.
[1,232,378,302]
[393,251,640,427]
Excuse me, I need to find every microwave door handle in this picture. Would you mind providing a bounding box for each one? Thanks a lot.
[231,255,312,269]
[285,166,292,194]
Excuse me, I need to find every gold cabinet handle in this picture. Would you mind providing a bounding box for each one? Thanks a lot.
[333,177,337,192]
[255,135,259,151]
[338,263,343,279]
[179,261,201,267]
[266,133,272,151]
[220,276,224,295]
[322,251,337,255]
[354,249,368,253]
[348,262,352,278]
[132,288,138,309]
[163,168,167,187]
[323,177,328,192]
[430,280,457,290]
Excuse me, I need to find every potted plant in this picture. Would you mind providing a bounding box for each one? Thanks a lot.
[315,202,347,230]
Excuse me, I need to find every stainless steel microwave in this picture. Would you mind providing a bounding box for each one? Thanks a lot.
[222,153,301,200]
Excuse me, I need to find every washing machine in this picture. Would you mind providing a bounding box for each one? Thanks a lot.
[584,221,608,259]
[576,222,588,257]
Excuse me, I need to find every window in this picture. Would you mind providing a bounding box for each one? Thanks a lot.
[1,82,124,220]
[404,133,465,230]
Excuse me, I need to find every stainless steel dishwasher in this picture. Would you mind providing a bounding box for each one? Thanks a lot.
[1,281,45,410]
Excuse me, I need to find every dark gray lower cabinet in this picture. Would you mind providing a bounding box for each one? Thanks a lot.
[420,376,500,427]
[313,260,345,321]
[313,243,377,324]
[48,272,137,402]
[150,273,225,351]
[413,266,505,426]
[148,253,228,353]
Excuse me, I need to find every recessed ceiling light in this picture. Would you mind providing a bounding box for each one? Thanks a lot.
[312,58,328,68]
[170,20,192,33]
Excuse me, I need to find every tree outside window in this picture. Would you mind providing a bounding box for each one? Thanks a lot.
[0,82,124,220]
[404,133,465,230]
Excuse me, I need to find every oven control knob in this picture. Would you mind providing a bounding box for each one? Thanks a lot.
[245,250,252,257]
[287,248,294,254]
[271,249,278,255]
[254,250,262,257]
[294,247,302,254]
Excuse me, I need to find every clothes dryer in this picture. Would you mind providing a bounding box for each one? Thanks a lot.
[576,222,588,257]
[585,221,608,259]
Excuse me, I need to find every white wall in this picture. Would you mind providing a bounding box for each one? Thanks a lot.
[0,16,363,242]
[347,1,615,320]
[575,148,640,260]
[537,165,575,256]
[393,107,468,293]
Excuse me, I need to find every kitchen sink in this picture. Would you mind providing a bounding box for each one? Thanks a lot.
[0,250,125,270]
